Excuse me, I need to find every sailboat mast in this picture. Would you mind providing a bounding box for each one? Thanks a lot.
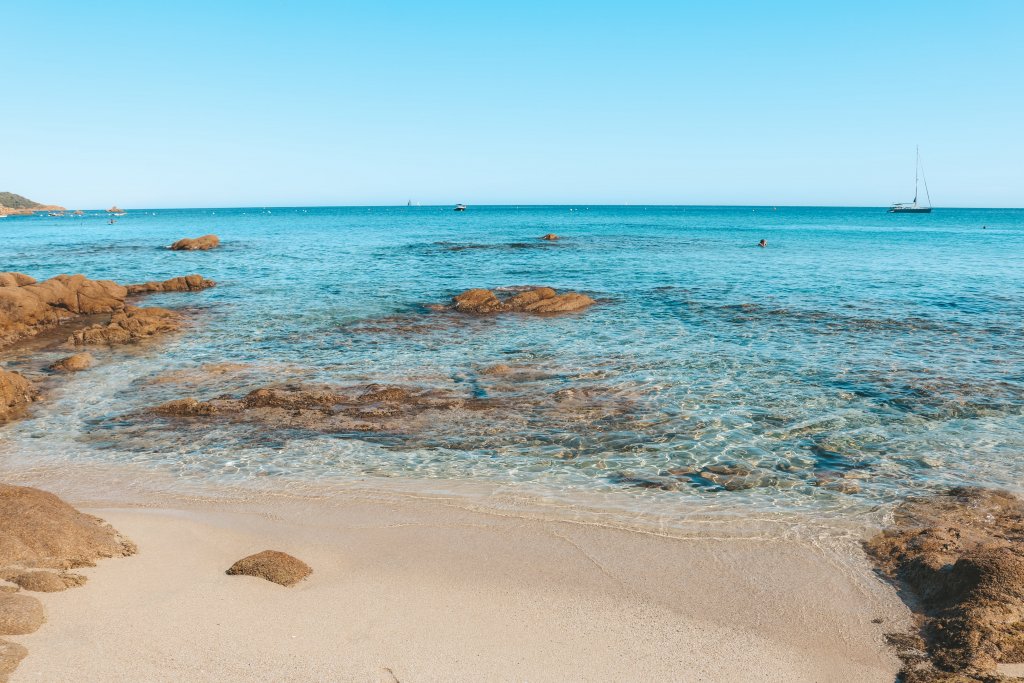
[913,145,919,205]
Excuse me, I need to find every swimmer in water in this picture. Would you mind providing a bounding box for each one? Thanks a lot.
[758,239,767,248]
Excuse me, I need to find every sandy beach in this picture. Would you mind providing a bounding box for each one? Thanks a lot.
[6,479,907,682]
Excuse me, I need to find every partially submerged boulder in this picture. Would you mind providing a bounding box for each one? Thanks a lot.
[0,484,136,571]
[0,593,44,636]
[126,274,216,295]
[48,352,94,373]
[865,487,1024,680]
[540,233,559,241]
[69,306,181,345]
[169,234,219,251]
[0,371,37,421]
[450,287,595,315]
[226,550,311,587]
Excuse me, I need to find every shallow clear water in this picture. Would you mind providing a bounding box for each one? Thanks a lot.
[2,206,1023,517]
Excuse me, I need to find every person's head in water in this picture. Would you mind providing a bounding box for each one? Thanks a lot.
[758,239,767,248]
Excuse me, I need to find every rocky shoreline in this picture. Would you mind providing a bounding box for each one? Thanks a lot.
[2,246,1023,680]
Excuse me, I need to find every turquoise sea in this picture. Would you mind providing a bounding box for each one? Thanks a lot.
[2,206,1022,518]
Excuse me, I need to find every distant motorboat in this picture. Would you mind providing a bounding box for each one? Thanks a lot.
[889,146,932,213]
[454,204,467,212]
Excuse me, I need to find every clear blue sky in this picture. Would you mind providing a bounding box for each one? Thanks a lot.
[3,1,1022,208]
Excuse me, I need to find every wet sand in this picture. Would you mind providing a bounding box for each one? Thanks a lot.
[9,484,909,682]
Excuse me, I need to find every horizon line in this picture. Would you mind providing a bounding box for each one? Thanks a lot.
[10,203,1024,211]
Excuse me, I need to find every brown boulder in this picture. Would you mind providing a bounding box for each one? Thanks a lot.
[0,484,136,571]
[169,234,219,251]
[0,638,28,678]
[69,306,180,345]
[450,287,595,315]
[126,274,216,295]
[48,352,94,373]
[540,233,559,240]
[0,371,36,421]
[226,550,311,587]
[0,593,44,636]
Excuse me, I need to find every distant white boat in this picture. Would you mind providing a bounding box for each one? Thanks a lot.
[889,146,932,213]
[454,204,467,212]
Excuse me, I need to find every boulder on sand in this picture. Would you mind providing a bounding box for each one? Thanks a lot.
[0,593,44,636]
[169,234,219,251]
[0,371,37,421]
[0,638,28,678]
[0,483,136,571]
[450,287,595,315]
[226,550,312,587]
[48,352,94,373]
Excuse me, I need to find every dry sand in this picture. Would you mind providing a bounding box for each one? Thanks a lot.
[6,484,909,682]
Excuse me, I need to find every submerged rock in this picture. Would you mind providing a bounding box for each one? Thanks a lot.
[126,274,216,295]
[0,593,44,636]
[150,382,494,434]
[169,234,219,251]
[0,484,136,571]
[69,306,181,345]
[0,371,37,421]
[226,550,311,587]
[450,287,595,315]
[865,487,1024,680]
[48,352,94,373]
[152,397,219,416]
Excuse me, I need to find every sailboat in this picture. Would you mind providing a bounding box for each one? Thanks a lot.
[889,146,932,213]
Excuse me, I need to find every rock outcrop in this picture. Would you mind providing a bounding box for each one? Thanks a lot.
[69,306,180,346]
[126,274,215,295]
[169,234,219,251]
[48,352,94,373]
[0,271,216,349]
[0,273,127,346]
[865,487,1024,681]
[226,550,312,587]
[450,287,595,315]
[0,371,37,421]
[540,233,559,241]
